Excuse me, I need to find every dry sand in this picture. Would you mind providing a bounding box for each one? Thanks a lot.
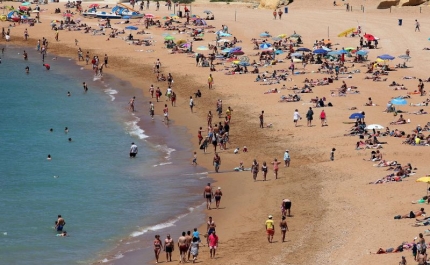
[3,0,430,264]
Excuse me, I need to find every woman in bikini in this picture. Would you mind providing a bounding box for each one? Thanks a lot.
[207,111,212,126]
[198,127,204,145]
[261,162,268,181]
[251,159,259,181]
[153,235,162,263]
[279,216,289,242]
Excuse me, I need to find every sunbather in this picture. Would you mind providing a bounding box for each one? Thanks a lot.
[394,208,425,219]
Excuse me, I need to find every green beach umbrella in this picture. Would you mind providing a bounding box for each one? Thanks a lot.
[22,2,31,6]
[164,35,175,40]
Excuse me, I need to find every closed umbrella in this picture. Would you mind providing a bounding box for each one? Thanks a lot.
[365,124,384,130]
[391,98,407,105]
[349,113,364,119]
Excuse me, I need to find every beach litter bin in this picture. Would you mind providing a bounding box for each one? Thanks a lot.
[177,11,183,18]
[398,19,402,26]
[284,7,288,13]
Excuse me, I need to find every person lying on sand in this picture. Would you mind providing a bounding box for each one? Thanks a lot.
[412,196,429,204]
[389,114,406,125]
[373,160,397,167]
[394,208,425,219]
[403,76,417,79]
[408,109,428,115]
[371,245,406,254]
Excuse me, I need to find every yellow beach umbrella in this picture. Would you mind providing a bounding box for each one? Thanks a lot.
[172,16,179,19]
[232,60,240,64]
[278,34,287,39]
[417,176,430,195]
[376,58,388,63]
[176,39,186,45]
[337,27,355,37]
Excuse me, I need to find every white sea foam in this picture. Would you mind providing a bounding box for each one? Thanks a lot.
[100,253,124,263]
[130,211,191,237]
[152,162,172,167]
[155,145,176,159]
[125,118,148,139]
[104,88,118,101]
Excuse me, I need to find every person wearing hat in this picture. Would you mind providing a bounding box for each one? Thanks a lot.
[214,187,223,209]
[265,215,275,243]
[283,150,290,167]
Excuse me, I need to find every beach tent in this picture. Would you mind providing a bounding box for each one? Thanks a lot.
[338,27,356,37]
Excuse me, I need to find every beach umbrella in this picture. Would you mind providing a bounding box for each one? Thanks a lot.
[217,31,232,37]
[230,47,242,51]
[365,124,384,130]
[416,177,430,195]
[337,49,349,54]
[349,113,364,119]
[260,32,271,37]
[176,39,186,45]
[313,49,327,55]
[89,3,99,8]
[125,26,138,30]
[197,46,209,51]
[398,55,411,61]
[327,51,340,56]
[22,2,31,6]
[278,34,287,39]
[239,61,250,66]
[181,43,191,48]
[272,37,281,41]
[364,33,375,41]
[63,13,73,17]
[145,14,154,18]
[259,43,272,49]
[290,33,301,38]
[164,35,175,40]
[377,54,395,60]
[240,56,250,62]
[296,47,311,52]
[291,52,302,57]
[19,6,29,10]
[232,60,240,64]
[322,46,332,51]
[221,48,232,53]
[203,10,212,14]
[356,50,369,56]
[344,47,355,51]
[275,49,284,55]
[391,98,407,105]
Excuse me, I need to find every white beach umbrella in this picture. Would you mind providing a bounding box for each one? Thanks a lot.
[365,124,384,130]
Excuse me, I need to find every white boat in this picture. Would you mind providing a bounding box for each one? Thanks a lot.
[96,12,121,19]
[82,10,97,18]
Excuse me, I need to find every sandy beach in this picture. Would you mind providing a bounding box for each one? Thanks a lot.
[3,0,430,264]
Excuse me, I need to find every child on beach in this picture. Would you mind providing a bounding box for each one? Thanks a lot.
[192,152,197,166]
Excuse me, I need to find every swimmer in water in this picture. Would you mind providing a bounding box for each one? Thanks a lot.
[68,138,72,142]
[25,66,29,73]
[50,128,53,132]
[64,127,68,134]
[47,154,52,160]
[43,63,50,70]
[67,92,71,97]
[56,231,67,237]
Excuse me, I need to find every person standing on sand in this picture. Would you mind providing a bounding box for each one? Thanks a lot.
[149,84,154,98]
[415,19,420,32]
[251,159,259,181]
[178,232,187,263]
[185,231,192,261]
[261,162,268,181]
[208,74,214,89]
[130,142,138,158]
[306,107,314,127]
[55,30,59,41]
[214,187,222,209]
[213,152,221,173]
[280,216,289,242]
[293,109,302,127]
[204,183,213,210]
[320,109,327,126]
[149,101,155,120]
[155,87,161,102]
[164,234,174,262]
[24,28,28,41]
[278,9,283,19]
[153,235,162,263]
[208,231,219,259]
[330,148,336,161]
[104,54,108,68]
[284,150,290,167]
[155,58,161,72]
[418,233,426,254]
[265,215,275,243]
[189,96,194,113]
[273,9,277,19]
[259,110,264,128]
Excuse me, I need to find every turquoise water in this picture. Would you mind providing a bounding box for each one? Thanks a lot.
[0,47,205,264]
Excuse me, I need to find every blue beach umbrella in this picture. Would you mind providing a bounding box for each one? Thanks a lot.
[349,113,364,119]
[125,26,138,30]
[221,48,232,53]
[391,98,407,105]
[275,49,284,55]
[296,47,311,52]
[239,62,250,66]
[337,49,349,54]
[356,50,369,56]
[377,54,395,60]
[22,2,31,6]
[327,51,340,56]
[313,49,327,55]
[259,43,272,49]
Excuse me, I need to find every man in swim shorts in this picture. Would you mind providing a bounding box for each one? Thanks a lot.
[178,232,187,263]
[282,199,292,217]
[164,234,174,262]
[55,215,66,232]
[207,216,216,245]
[265,215,275,243]
[203,183,213,210]
[214,187,222,209]
[130,142,138,158]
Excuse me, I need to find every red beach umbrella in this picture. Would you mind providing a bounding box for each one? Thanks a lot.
[364,33,375,41]
[63,13,73,17]
[89,3,99,8]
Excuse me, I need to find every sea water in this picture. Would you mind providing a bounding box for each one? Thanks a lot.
[0,47,207,264]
